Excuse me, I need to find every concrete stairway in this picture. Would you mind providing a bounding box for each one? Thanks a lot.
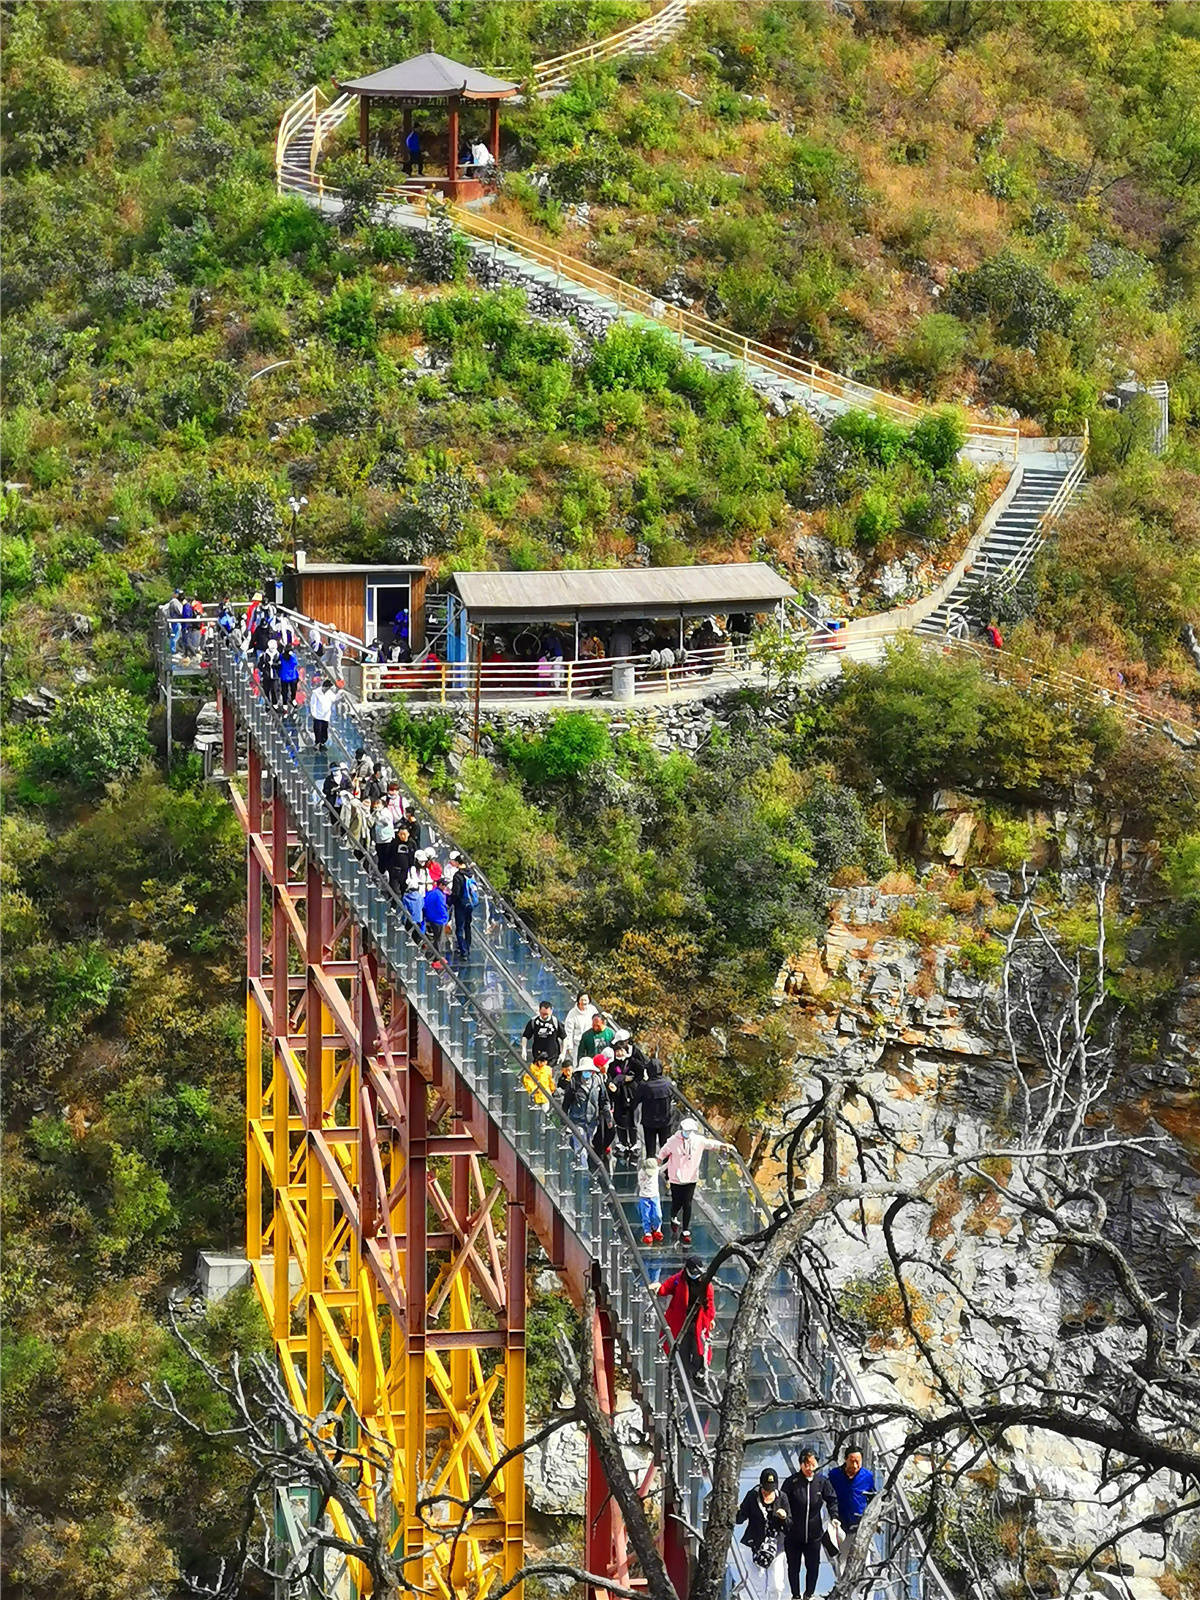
[917,466,1084,636]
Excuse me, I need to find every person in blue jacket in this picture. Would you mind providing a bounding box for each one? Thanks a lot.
[278,645,300,709]
[827,1445,875,1574]
[422,876,450,960]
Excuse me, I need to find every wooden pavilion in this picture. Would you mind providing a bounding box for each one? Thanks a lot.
[336,51,518,201]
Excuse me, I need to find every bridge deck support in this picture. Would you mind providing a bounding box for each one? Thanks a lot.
[237,765,527,1597]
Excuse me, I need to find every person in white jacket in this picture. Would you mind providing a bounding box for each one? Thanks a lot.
[309,680,337,751]
[561,990,593,1064]
[657,1117,733,1245]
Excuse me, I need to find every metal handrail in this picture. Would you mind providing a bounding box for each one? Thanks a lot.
[500,0,693,86]
[213,633,718,1504]
[941,638,1195,745]
[440,205,1020,459]
[976,431,1089,602]
[272,103,1020,459]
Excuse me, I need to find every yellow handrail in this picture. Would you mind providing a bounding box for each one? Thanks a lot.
[441,204,1020,457]
[497,0,691,83]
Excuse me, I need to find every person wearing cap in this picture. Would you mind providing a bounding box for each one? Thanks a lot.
[562,1054,614,1170]
[657,1256,716,1389]
[657,1117,734,1246]
[403,850,432,935]
[736,1467,791,1600]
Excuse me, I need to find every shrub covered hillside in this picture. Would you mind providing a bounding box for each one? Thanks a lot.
[494,0,1200,436]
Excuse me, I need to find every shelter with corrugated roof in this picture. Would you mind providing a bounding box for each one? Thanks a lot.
[432,562,796,702]
[336,51,518,200]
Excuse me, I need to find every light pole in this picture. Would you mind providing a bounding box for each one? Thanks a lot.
[287,495,308,567]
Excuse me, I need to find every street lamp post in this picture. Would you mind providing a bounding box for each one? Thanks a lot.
[287,495,309,567]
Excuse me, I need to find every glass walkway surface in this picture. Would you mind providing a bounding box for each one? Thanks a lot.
[211,632,933,1600]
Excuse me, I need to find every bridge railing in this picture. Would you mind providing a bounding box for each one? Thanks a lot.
[496,0,694,91]
[287,635,943,1591]
[212,634,717,1499]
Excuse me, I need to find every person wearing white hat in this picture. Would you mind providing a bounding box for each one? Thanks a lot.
[657,1116,733,1245]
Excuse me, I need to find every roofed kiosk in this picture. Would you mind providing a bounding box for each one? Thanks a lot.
[336,51,517,200]
[452,562,796,623]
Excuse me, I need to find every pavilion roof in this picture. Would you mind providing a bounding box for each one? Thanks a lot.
[338,52,518,101]
[452,563,796,622]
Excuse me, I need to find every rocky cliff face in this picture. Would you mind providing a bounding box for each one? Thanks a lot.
[768,879,1199,1585]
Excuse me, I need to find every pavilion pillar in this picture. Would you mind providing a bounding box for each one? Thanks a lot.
[447,97,459,184]
[490,100,501,162]
[359,95,370,163]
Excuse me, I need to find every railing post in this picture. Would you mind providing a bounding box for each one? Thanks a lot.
[440,664,447,705]
[566,662,574,702]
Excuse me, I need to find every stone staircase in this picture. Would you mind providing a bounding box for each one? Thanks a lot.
[917,465,1085,636]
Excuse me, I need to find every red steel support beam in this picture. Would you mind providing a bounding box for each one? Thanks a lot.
[586,1302,625,1590]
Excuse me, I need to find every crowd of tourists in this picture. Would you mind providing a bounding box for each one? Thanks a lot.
[519,990,734,1225]
[736,1450,878,1599]
[319,747,480,962]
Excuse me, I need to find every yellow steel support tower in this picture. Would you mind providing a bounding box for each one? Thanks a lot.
[234,748,526,1598]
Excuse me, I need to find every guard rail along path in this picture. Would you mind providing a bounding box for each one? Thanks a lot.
[272,3,1026,464]
[204,617,944,1600]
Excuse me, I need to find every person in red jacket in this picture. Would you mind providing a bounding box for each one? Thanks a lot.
[658,1256,716,1392]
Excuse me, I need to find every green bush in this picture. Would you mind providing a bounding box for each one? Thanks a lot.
[907,409,967,472]
[255,197,328,260]
[829,408,910,468]
[37,689,150,792]
[324,154,406,234]
[381,702,456,769]
[949,250,1075,349]
[501,712,613,786]
[855,486,900,546]
[323,276,379,352]
[588,324,681,395]
[897,313,970,387]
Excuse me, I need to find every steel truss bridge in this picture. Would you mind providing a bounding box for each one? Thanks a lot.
[207,627,933,1600]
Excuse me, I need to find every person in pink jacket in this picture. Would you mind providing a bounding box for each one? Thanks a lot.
[657,1117,734,1245]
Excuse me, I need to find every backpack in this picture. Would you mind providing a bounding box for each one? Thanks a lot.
[460,873,479,909]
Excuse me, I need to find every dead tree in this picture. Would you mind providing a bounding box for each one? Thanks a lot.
[153,876,1199,1599]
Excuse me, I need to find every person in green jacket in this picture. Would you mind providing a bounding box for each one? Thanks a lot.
[577,1012,614,1062]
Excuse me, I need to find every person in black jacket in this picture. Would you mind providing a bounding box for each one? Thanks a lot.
[736,1467,791,1600]
[781,1450,839,1599]
[634,1060,674,1157]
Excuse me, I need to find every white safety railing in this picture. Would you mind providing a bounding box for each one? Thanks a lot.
[360,640,757,703]
[981,429,1090,602]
